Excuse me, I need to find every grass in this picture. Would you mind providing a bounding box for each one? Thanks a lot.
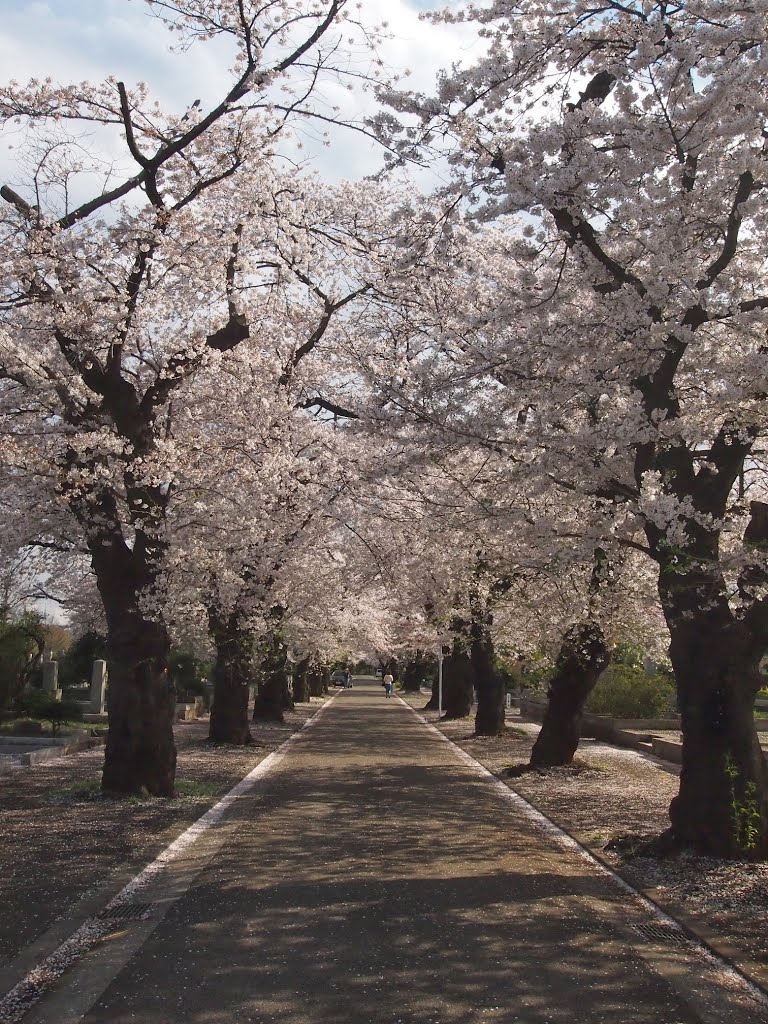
[50,778,219,806]
[175,780,219,800]
[0,718,86,737]
[0,717,109,737]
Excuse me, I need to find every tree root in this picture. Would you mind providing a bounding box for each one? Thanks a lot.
[503,758,603,778]
[604,828,680,859]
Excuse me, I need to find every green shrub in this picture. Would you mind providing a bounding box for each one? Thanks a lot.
[519,652,553,694]
[586,664,677,719]
[58,630,106,688]
[0,613,46,708]
[2,718,43,736]
[170,648,211,703]
[12,690,84,736]
[611,641,644,668]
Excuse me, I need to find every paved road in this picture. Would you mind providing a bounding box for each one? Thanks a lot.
[29,682,768,1024]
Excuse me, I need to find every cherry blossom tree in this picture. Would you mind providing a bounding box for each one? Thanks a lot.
[374,0,768,855]
[0,0,389,795]
[173,175,440,739]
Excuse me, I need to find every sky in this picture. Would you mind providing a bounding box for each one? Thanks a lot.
[0,0,482,188]
[0,1,482,623]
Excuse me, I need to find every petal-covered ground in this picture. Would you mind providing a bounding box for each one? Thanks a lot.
[0,702,326,967]
[1,691,766,1008]
[402,696,768,990]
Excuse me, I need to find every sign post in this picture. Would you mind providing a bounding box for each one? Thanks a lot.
[437,646,444,715]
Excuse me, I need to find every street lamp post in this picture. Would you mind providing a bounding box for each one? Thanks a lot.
[437,646,444,716]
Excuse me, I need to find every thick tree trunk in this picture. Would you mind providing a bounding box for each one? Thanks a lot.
[102,617,176,795]
[402,651,429,693]
[293,655,311,703]
[308,662,325,697]
[659,571,768,858]
[401,660,421,693]
[530,621,610,768]
[423,672,440,710]
[208,609,253,746]
[253,631,289,723]
[94,537,176,797]
[442,639,474,719]
[471,615,505,736]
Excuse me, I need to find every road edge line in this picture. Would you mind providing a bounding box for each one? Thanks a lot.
[0,691,341,1024]
[397,695,768,1010]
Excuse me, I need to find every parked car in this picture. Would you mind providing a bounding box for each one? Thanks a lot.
[331,670,347,686]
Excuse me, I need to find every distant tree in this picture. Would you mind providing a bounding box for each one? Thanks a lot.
[0,612,46,708]
[58,631,107,690]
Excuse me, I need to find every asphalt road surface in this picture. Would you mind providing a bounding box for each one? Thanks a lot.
[28,682,768,1024]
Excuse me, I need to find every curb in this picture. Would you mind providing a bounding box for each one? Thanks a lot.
[0,694,339,1023]
[402,697,768,1005]
[21,738,105,767]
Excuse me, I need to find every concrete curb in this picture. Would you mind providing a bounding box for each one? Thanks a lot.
[625,885,768,995]
[404,697,768,1004]
[0,692,340,1024]
[21,737,106,766]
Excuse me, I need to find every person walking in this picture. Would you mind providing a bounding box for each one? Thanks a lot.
[383,672,394,698]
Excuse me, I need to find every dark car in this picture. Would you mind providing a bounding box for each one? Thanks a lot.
[331,670,349,686]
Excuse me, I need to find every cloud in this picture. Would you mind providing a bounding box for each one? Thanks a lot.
[0,0,481,187]
[0,0,232,107]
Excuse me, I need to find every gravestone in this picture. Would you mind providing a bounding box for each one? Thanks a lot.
[41,656,61,701]
[90,660,108,714]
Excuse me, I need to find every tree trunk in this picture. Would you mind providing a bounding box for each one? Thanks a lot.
[423,672,440,710]
[102,618,176,795]
[659,569,768,858]
[401,660,418,692]
[293,655,311,703]
[471,612,505,736]
[308,661,324,697]
[384,658,399,685]
[530,621,610,767]
[93,534,176,797]
[253,631,289,723]
[401,652,426,693]
[208,608,253,745]
[442,638,474,719]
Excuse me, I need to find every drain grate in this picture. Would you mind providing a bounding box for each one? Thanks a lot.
[96,902,159,923]
[633,922,690,945]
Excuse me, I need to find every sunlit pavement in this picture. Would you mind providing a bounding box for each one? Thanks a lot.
[35,682,766,1023]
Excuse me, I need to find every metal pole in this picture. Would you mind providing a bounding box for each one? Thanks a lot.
[438,648,443,715]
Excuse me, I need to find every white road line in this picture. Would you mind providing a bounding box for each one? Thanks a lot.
[0,693,340,1024]
[397,695,768,1013]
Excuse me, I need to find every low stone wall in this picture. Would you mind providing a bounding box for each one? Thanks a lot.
[517,699,546,722]
[1,733,106,768]
[518,700,680,734]
[176,697,205,722]
[651,737,682,764]
[24,736,104,765]
[0,735,71,747]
